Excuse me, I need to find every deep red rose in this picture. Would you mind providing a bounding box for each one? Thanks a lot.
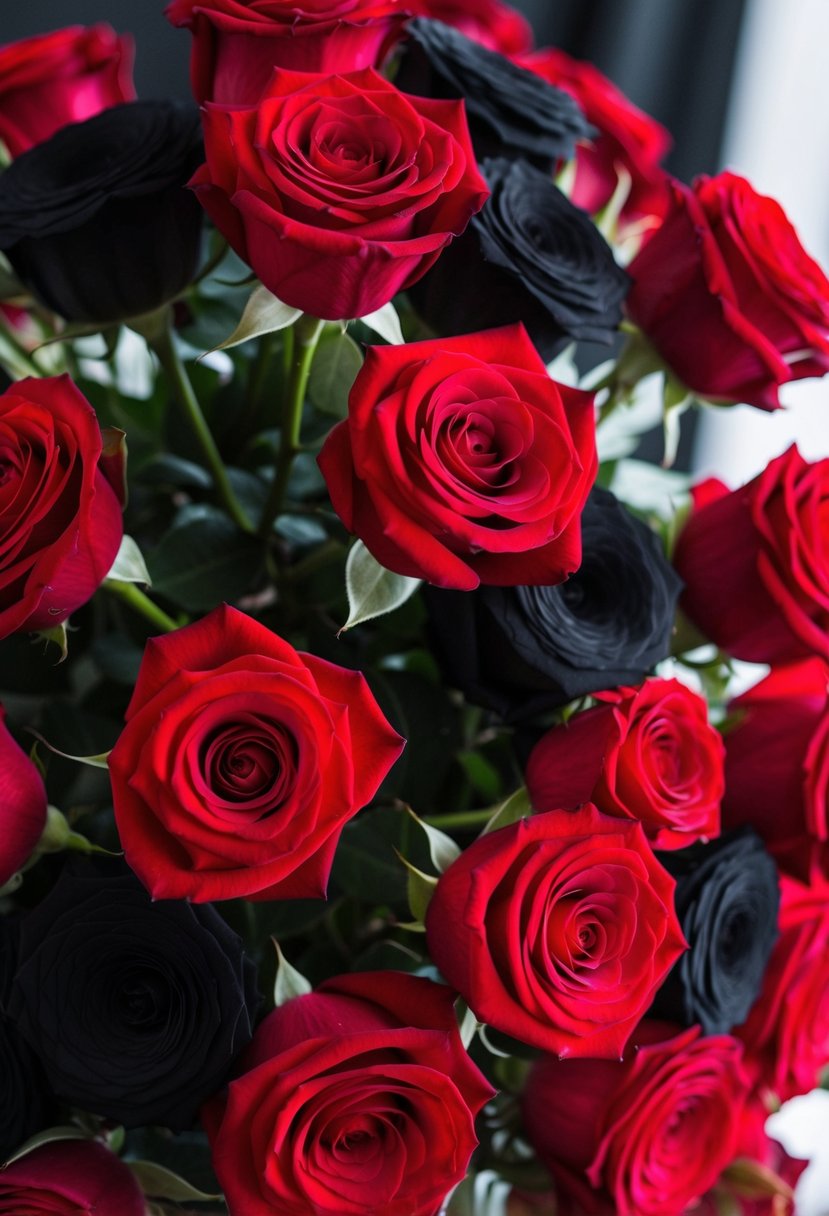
[0,375,124,640]
[166,0,407,103]
[674,446,829,664]
[518,47,671,242]
[0,25,134,159]
[520,1022,751,1216]
[407,0,533,55]
[0,705,47,887]
[424,805,685,1058]
[318,324,597,590]
[627,171,829,409]
[204,971,494,1216]
[109,603,404,902]
[0,1139,144,1215]
[736,865,829,1102]
[191,66,488,319]
[525,678,724,851]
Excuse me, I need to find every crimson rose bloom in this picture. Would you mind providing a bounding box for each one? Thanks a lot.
[204,971,494,1216]
[424,805,685,1058]
[520,1023,751,1216]
[0,705,47,887]
[109,604,404,902]
[408,0,533,54]
[526,679,724,851]
[191,66,488,319]
[0,1140,144,1215]
[0,375,124,640]
[166,0,406,103]
[0,25,134,159]
[318,325,597,590]
[674,446,829,664]
[627,171,829,409]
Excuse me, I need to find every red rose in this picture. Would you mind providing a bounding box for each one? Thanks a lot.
[520,1023,751,1216]
[408,0,533,55]
[0,25,134,159]
[191,66,488,319]
[204,971,494,1216]
[518,47,670,241]
[0,1140,144,1215]
[525,678,724,851]
[318,324,597,590]
[674,446,829,664]
[166,0,407,103]
[0,704,47,886]
[109,603,404,902]
[424,805,685,1058]
[627,171,829,409]
[0,375,124,639]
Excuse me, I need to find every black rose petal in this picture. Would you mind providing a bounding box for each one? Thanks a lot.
[0,100,204,323]
[396,19,591,171]
[6,858,259,1131]
[0,1019,56,1163]
[410,157,629,361]
[651,828,780,1036]
[425,486,683,721]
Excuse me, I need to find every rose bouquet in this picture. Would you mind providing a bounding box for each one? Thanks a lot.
[0,4,826,1216]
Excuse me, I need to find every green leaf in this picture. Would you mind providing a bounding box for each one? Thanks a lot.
[272,939,313,1006]
[308,330,363,418]
[35,622,69,662]
[662,374,692,469]
[30,732,110,769]
[105,535,151,586]
[359,301,405,345]
[405,806,460,873]
[209,284,302,353]
[138,453,213,491]
[481,786,532,835]
[395,850,438,924]
[3,1126,89,1167]
[610,458,690,520]
[456,999,478,1049]
[342,540,421,631]
[127,1161,222,1203]
[147,508,262,612]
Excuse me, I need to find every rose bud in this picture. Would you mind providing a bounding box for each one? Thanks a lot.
[408,0,533,55]
[0,99,204,324]
[7,858,259,1130]
[424,487,681,720]
[0,707,48,887]
[674,445,829,664]
[409,157,630,362]
[649,828,780,1036]
[526,678,724,851]
[0,375,123,640]
[520,1023,751,1216]
[109,604,404,903]
[425,805,686,1058]
[203,972,494,1216]
[166,0,408,104]
[395,19,590,171]
[318,324,597,591]
[0,24,134,159]
[627,171,829,409]
[0,1140,144,1214]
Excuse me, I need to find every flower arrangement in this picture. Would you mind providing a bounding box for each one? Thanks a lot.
[0,4,826,1215]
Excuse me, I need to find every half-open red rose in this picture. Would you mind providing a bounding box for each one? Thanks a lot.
[408,0,533,54]
[191,66,488,319]
[318,324,597,590]
[425,805,686,1058]
[627,171,829,409]
[0,704,47,887]
[109,603,404,902]
[0,375,124,640]
[204,971,494,1216]
[0,1139,144,1215]
[0,25,134,158]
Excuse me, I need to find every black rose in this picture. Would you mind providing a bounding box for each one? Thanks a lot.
[7,859,259,1131]
[0,1020,56,1162]
[0,100,204,323]
[409,157,629,361]
[395,19,590,171]
[424,486,682,721]
[650,828,780,1036]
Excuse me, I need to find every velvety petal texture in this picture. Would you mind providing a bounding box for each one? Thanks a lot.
[0,1140,145,1214]
[408,0,533,55]
[0,707,47,886]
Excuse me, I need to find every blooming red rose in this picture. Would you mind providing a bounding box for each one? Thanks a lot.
[166,0,407,103]
[525,678,724,850]
[109,603,404,902]
[0,25,134,159]
[627,171,829,409]
[204,971,494,1216]
[674,446,829,664]
[318,324,597,590]
[519,47,671,243]
[425,805,685,1058]
[520,1022,751,1216]
[0,705,47,887]
[0,375,124,640]
[191,66,488,320]
[408,0,533,55]
[0,1139,144,1215]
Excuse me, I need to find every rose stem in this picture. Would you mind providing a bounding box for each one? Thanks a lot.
[258,313,325,539]
[104,579,182,633]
